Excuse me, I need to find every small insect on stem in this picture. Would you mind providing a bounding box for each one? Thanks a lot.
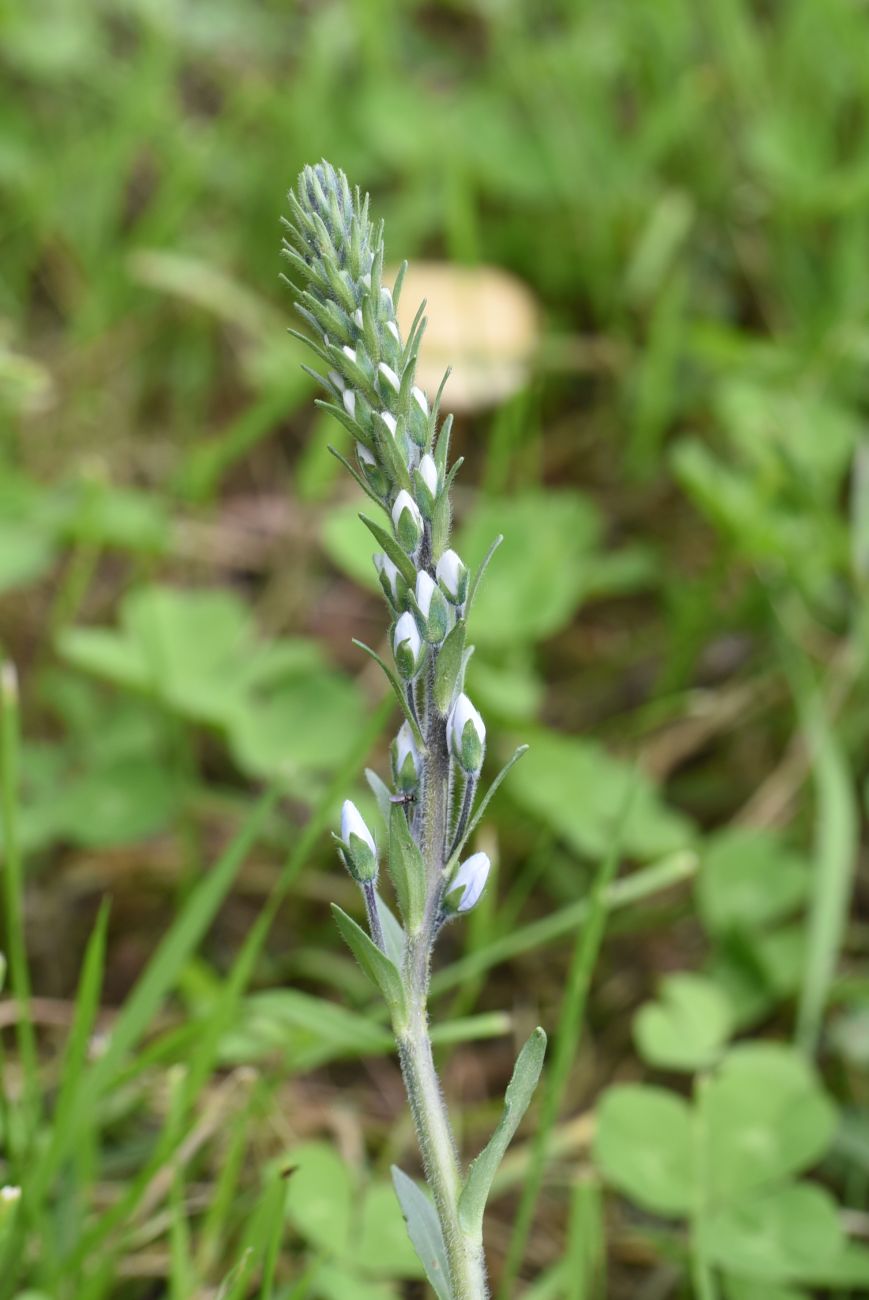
[389,791,417,807]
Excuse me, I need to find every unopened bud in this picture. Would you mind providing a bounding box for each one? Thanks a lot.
[356,443,388,497]
[393,610,426,679]
[414,453,439,518]
[414,570,450,644]
[392,721,421,793]
[445,852,491,914]
[391,490,424,555]
[436,549,468,605]
[337,799,378,882]
[374,552,402,607]
[378,362,401,394]
[448,693,485,774]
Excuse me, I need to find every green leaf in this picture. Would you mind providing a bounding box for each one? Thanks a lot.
[594,1085,695,1216]
[634,973,733,1071]
[698,828,810,935]
[508,731,694,861]
[434,618,466,714]
[359,513,417,587]
[702,1044,837,1201]
[331,904,407,1021]
[285,1142,352,1256]
[702,1183,844,1283]
[354,1183,426,1279]
[388,802,426,934]
[459,1027,547,1238]
[391,1166,451,1300]
[352,638,426,750]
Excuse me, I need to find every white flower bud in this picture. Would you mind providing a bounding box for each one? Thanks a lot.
[412,386,429,416]
[415,570,450,643]
[436,548,469,605]
[378,362,401,393]
[374,551,402,605]
[418,454,438,495]
[342,345,357,363]
[414,453,439,519]
[386,320,401,346]
[328,369,345,391]
[415,570,436,618]
[392,720,421,793]
[392,489,424,554]
[380,411,397,438]
[337,799,377,882]
[446,852,491,914]
[449,693,486,774]
[0,1186,21,1204]
[381,286,394,314]
[343,389,356,418]
[393,609,425,679]
[353,308,364,328]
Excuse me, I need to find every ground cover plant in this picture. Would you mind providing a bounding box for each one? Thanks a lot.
[1,1,868,1297]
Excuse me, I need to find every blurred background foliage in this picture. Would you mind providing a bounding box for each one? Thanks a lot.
[0,1,867,1297]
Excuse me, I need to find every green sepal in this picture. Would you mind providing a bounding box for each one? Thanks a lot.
[373,414,412,492]
[360,514,417,587]
[352,639,426,751]
[388,802,427,935]
[431,485,452,561]
[433,411,453,477]
[331,903,407,1023]
[458,1027,547,1239]
[434,619,466,714]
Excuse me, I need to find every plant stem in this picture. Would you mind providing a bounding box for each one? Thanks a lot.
[395,652,488,1298]
[449,774,476,861]
[397,989,488,1299]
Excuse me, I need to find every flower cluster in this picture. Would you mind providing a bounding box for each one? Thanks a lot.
[282,161,490,929]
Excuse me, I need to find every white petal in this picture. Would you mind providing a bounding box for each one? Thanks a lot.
[342,389,356,418]
[452,852,491,912]
[353,308,364,328]
[386,320,401,345]
[342,345,357,363]
[380,411,397,437]
[340,799,375,853]
[392,490,423,532]
[378,362,401,393]
[394,610,421,657]
[412,386,429,415]
[418,454,438,495]
[415,570,436,617]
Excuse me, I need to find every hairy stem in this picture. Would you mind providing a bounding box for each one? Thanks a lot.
[397,983,488,1299]
[396,657,489,1298]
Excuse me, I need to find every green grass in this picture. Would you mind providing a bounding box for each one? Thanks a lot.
[1,0,868,1296]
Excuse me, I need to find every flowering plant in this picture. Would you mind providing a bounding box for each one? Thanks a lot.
[282,162,545,1300]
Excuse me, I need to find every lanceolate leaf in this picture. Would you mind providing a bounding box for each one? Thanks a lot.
[331,904,407,1022]
[388,801,427,934]
[359,513,417,588]
[458,1027,547,1238]
[391,1166,451,1300]
[434,619,466,714]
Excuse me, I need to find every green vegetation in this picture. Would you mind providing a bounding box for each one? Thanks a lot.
[1,2,867,1297]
